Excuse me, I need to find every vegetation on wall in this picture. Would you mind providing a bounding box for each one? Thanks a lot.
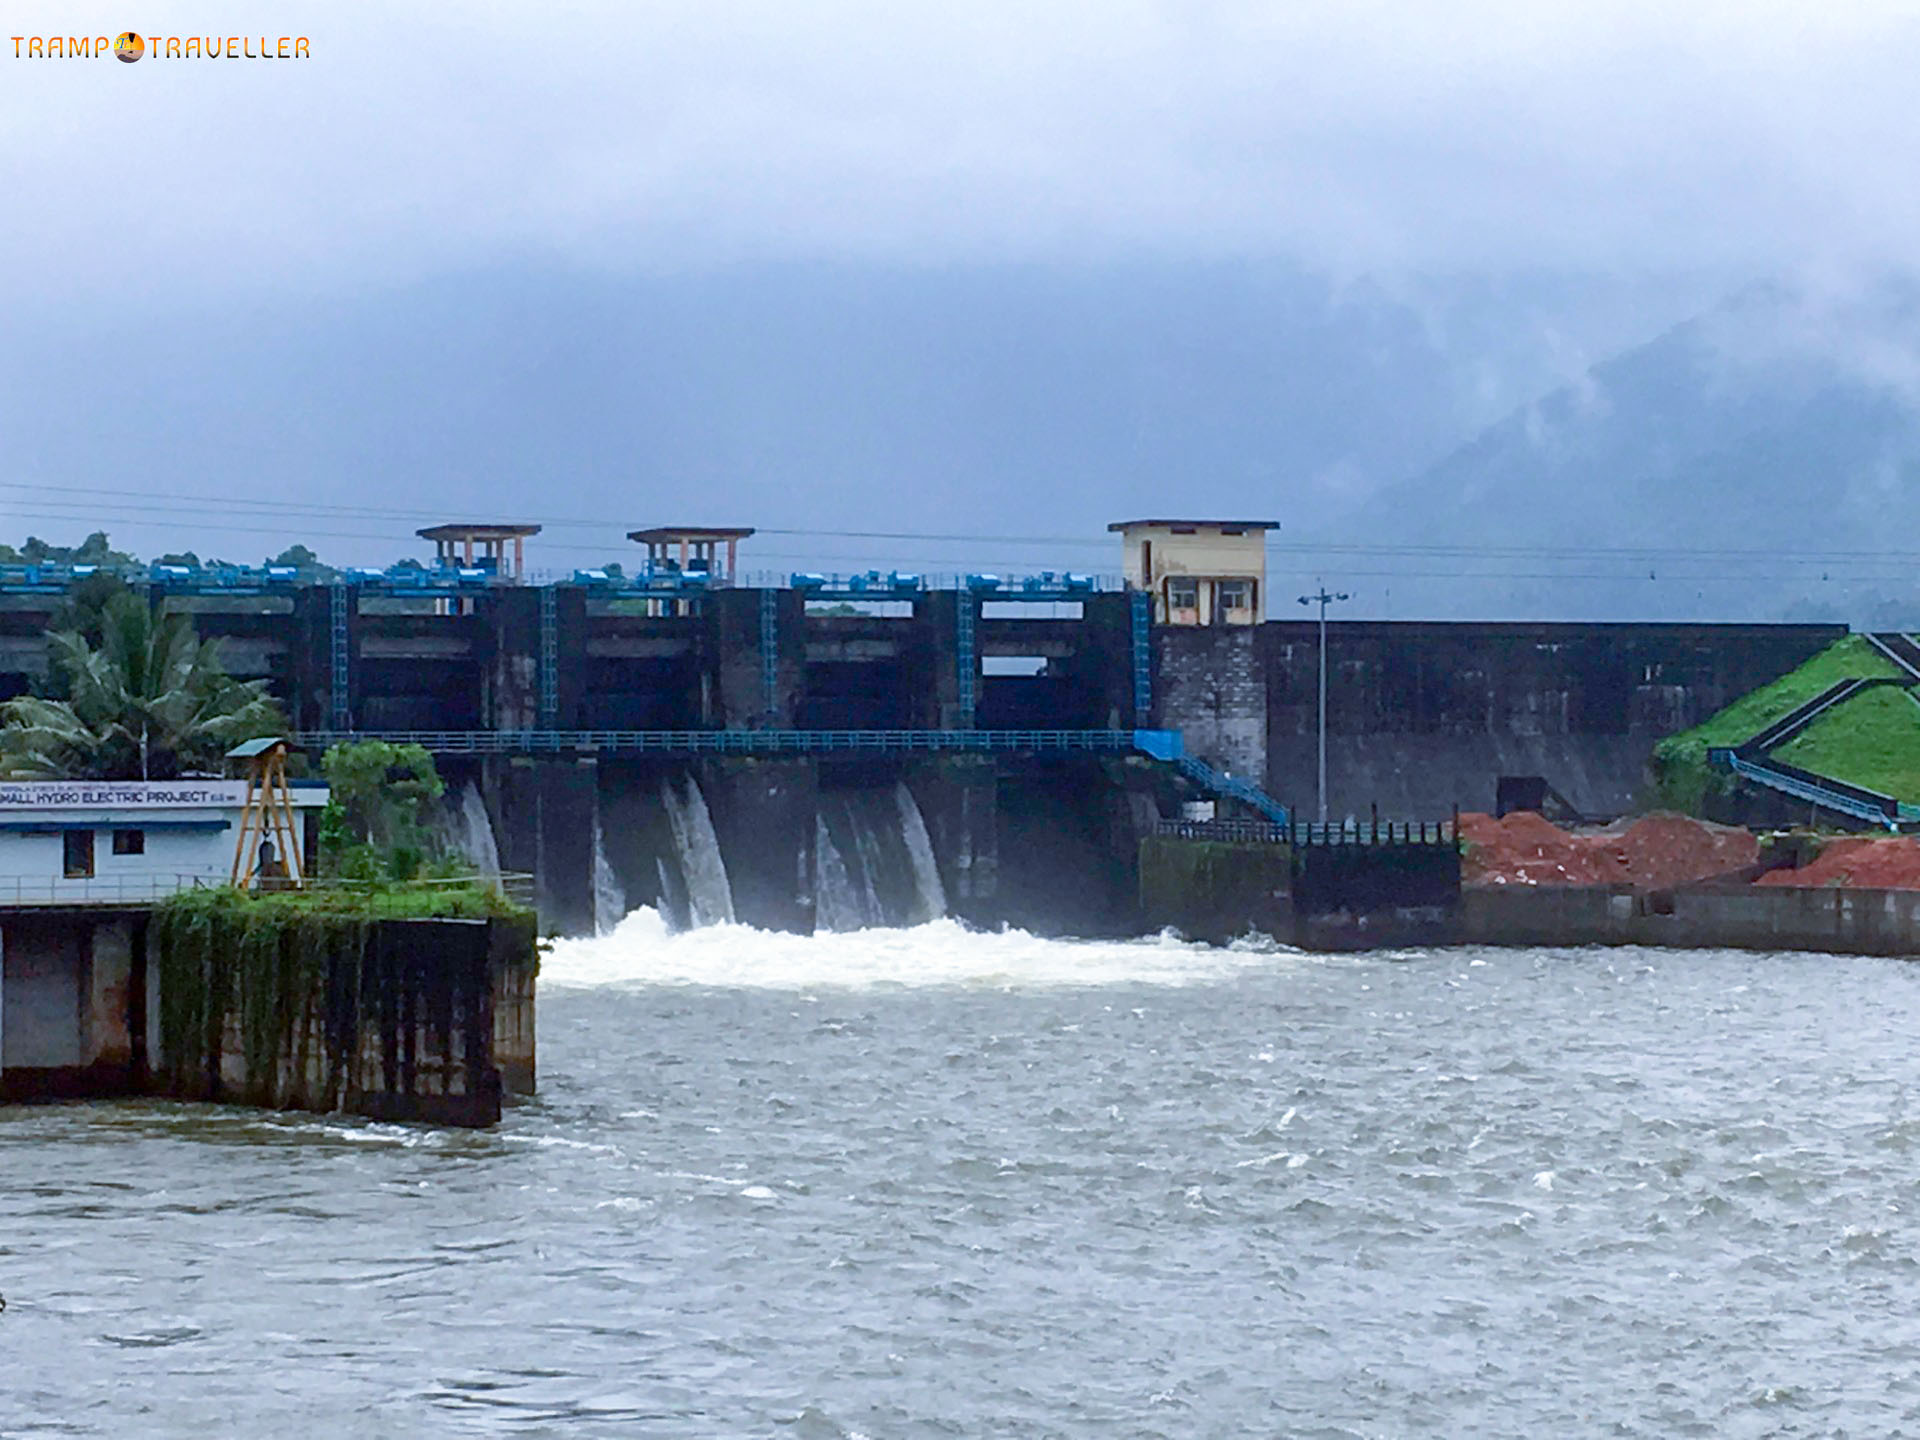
[0,592,284,779]
[153,887,536,1107]
[1,531,345,577]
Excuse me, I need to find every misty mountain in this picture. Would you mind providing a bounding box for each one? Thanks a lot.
[1320,281,1920,623]
[0,263,1707,577]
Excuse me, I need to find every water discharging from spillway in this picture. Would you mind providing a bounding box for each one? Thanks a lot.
[593,774,946,934]
[662,775,736,928]
[444,782,501,877]
[812,783,948,932]
[895,782,947,922]
[592,810,627,936]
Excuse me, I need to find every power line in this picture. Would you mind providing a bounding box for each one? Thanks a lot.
[6,478,1920,566]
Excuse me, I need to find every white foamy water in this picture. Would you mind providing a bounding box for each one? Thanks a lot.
[18,946,1920,1435]
[541,907,1283,990]
[591,811,626,936]
[445,783,500,877]
[895,781,947,922]
[813,812,871,932]
[662,776,735,926]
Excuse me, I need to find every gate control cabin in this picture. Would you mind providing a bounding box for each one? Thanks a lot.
[1109,519,1277,625]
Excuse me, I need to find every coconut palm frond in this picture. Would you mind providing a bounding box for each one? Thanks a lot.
[0,594,288,779]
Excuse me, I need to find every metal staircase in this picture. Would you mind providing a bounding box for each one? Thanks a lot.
[328,584,350,731]
[1715,750,1902,829]
[759,588,779,721]
[1173,754,1290,825]
[955,598,977,728]
[538,586,559,728]
[1130,729,1290,824]
[1129,590,1152,722]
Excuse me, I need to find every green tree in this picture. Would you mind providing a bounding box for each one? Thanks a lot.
[268,544,337,579]
[0,593,285,779]
[48,570,135,648]
[18,532,137,568]
[318,740,445,879]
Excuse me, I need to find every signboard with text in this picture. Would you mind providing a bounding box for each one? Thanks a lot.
[0,781,253,810]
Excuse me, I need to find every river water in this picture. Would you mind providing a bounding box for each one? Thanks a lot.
[9,917,1920,1436]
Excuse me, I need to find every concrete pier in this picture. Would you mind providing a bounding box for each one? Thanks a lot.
[0,903,537,1126]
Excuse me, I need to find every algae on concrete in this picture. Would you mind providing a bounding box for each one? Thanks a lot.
[154,885,537,1111]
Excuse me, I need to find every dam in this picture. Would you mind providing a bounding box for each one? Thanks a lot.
[0,522,1843,934]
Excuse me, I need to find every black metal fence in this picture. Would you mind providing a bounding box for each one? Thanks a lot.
[1153,818,1458,848]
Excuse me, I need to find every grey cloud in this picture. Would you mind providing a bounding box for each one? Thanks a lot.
[7,0,1920,306]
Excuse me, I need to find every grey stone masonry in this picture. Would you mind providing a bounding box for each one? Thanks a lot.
[1153,626,1267,788]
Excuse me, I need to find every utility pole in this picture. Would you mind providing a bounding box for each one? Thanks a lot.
[1298,585,1349,825]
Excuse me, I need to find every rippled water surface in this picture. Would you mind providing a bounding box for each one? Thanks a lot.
[9,919,1920,1436]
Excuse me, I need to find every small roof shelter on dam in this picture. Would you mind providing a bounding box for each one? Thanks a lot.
[416,523,542,580]
[1109,519,1277,626]
[626,525,755,584]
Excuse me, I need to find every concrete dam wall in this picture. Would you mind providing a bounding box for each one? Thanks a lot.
[0,578,1845,931]
[447,754,1160,938]
[1256,621,1844,821]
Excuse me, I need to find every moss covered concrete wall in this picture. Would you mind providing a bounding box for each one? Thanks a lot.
[1138,834,1293,945]
[153,897,537,1127]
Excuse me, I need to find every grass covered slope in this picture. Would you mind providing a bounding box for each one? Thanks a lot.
[1651,635,1904,811]
[1775,686,1920,802]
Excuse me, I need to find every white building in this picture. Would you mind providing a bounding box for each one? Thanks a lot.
[0,779,331,906]
[1108,518,1278,625]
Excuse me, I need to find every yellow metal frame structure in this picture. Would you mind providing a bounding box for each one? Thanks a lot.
[230,740,305,888]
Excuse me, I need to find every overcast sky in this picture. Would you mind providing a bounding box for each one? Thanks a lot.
[5,2,1920,596]
[6,1,1919,301]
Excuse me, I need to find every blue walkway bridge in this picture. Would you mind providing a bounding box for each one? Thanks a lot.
[0,560,1127,601]
[294,727,1290,826]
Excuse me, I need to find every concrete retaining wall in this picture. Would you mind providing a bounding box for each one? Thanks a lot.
[1138,835,1293,945]
[1,906,537,1126]
[1462,884,1920,956]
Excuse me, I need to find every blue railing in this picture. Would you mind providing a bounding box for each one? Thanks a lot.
[1716,750,1900,829]
[1174,756,1289,826]
[0,562,1126,600]
[292,724,1291,822]
[295,728,1152,756]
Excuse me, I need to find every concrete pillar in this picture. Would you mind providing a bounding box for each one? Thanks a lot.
[709,588,805,727]
[1153,626,1268,788]
[906,757,999,926]
[698,758,817,932]
[485,587,540,732]
[915,592,968,729]
[537,759,599,937]
[488,757,597,936]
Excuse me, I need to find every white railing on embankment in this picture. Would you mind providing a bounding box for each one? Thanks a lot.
[0,872,535,910]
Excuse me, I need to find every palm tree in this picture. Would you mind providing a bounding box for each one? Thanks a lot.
[0,594,286,779]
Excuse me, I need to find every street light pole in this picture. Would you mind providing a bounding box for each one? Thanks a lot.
[1298,585,1349,825]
